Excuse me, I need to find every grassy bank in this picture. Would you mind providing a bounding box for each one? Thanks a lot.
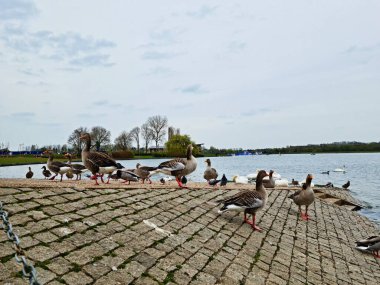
[0,156,73,167]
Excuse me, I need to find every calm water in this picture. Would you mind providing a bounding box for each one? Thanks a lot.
[1,153,379,225]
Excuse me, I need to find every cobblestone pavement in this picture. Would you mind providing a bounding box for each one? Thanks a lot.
[1,181,379,285]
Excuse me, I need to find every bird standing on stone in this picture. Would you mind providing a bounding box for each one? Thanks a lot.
[114,169,140,184]
[43,150,72,182]
[41,166,51,179]
[355,236,380,258]
[203,159,218,182]
[26,167,33,179]
[154,144,197,188]
[342,180,350,189]
[263,170,275,188]
[65,169,74,180]
[181,176,187,186]
[80,133,123,185]
[288,174,315,221]
[216,170,269,231]
[220,174,228,187]
[134,163,157,184]
[291,179,299,186]
[64,153,87,180]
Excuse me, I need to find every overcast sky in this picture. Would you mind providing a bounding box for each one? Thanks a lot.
[0,0,379,150]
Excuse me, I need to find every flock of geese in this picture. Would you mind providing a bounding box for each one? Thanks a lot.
[23,133,379,258]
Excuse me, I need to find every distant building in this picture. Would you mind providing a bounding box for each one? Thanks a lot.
[149,146,164,152]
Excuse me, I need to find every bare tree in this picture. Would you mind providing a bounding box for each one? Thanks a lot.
[130,127,140,154]
[114,131,132,151]
[148,115,168,148]
[91,126,111,151]
[141,123,153,153]
[68,127,88,155]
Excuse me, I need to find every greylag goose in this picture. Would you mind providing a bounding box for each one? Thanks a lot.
[342,180,350,189]
[155,144,197,188]
[41,166,52,179]
[288,174,314,221]
[134,163,157,184]
[26,167,33,179]
[64,153,87,180]
[114,169,140,184]
[80,133,123,185]
[43,150,72,182]
[355,236,380,258]
[216,170,269,231]
[263,170,275,188]
[203,159,218,181]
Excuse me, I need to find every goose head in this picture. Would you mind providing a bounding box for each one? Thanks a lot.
[256,170,269,183]
[305,174,314,186]
[205,158,211,166]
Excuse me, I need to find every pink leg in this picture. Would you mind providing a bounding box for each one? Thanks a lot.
[251,214,262,232]
[106,175,111,184]
[176,177,187,188]
[149,178,152,184]
[373,250,380,258]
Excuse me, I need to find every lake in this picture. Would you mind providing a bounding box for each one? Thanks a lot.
[1,153,379,225]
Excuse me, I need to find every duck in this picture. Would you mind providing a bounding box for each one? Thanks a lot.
[41,166,52,179]
[25,167,33,179]
[342,180,350,189]
[291,179,300,186]
[263,170,275,188]
[216,170,269,231]
[43,150,72,182]
[203,159,218,182]
[355,236,380,258]
[80,133,123,185]
[154,144,197,188]
[288,174,315,221]
[181,176,187,186]
[114,169,140,184]
[65,169,74,180]
[321,171,330,175]
[134,163,157,184]
[64,153,87,180]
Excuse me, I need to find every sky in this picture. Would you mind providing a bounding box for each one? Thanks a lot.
[0,0,379,150]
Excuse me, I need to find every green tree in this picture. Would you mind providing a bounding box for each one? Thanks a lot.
[165,134,200,157]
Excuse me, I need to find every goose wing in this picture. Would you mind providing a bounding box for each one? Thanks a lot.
[87,151,118,167]
[220,190,264,209]
[158,158,186,171]
[356,236,380,246]
[288,189,302,200]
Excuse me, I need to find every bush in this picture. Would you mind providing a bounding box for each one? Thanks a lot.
[152,151,168,158]
[111,151,134,159]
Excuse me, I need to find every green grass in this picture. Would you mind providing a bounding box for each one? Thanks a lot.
[0,156,75,166]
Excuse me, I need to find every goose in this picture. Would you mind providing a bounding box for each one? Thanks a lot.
[263,170,275,188]
[288,174,314,221]
[342,180,350,189]
[134,163,157,184]
[216,170,269,231]
[114,169,140,184]
[355,236,380,258]
[41,166,52,179]
[25,167,33,179]
[79,133,123,185]
[43,150,72,182]
[203,159,218,182]
[154,144,197,188]
[64,153,87,180]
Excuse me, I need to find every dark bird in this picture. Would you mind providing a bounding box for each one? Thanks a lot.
[263,170,275,188]
[155,144,197,188]
[134,163,158,184]
[321,171,330,175]
[181,176,187,185]
[216,170,269,231]
[325,182,334,188]
[80,133,123,185]
[114,169,140,184]
[26,167,33,179]
[41,166,51,179]
[288,174,315,221]
[160,178,166,184]
[355,236,380,258]
[208,179,221,186]
[203,159,218,182]
[342,180,350,189]
[220,174,228,186]
[43,150,72,182]
[291,178,299,186]
[64,153,87,180]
